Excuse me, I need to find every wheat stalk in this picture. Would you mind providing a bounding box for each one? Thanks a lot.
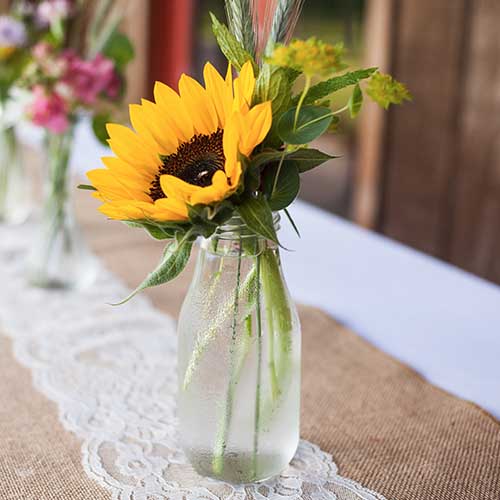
[265,0,304,55]
[225,0,256,56]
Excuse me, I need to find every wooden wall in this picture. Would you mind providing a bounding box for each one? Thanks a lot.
[120,0,150,105]
[354,0,500,284]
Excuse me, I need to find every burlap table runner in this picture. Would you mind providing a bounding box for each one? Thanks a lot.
[1,193,499,500]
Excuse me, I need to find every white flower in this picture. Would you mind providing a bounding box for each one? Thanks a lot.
[37,0,72,26]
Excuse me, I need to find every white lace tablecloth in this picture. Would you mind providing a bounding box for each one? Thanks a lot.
[0,223,387,500]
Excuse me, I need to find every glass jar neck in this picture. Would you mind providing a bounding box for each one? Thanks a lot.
[0,99,12,132]
[202,214,280,257]
[44,127,75,187]
[40,127,76,219]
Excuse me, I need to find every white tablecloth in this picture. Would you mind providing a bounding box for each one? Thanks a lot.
[19,121,500,419]
[280,203,500,419]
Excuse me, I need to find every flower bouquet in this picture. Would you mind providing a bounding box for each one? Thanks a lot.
[20,0,134,289]
[0,1,48,224]
[82,0,410,484]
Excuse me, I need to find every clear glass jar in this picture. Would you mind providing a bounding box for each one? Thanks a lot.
[177,216,301,483]
[0,104,30,225]
[27,127,97,289]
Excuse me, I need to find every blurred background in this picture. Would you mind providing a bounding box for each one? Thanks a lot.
[2,0,500,285]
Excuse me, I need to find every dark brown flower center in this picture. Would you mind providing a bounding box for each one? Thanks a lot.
[149,128,225,201]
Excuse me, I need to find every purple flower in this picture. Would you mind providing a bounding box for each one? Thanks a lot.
[0,15,27,49]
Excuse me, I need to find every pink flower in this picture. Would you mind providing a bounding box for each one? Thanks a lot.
[32,42,67,78]
[62,51,120,105]
[32,41,52,60]
[29,86,69,134]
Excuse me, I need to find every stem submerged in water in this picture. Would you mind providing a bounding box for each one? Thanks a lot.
[252,251,263,479]
[212,236,243,476]
[31,129,74,285]
[182,263,258,391]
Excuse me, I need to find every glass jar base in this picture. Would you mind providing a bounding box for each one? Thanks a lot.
[26,257,98,291]
[0,208,30,226]
[186,449,293,484]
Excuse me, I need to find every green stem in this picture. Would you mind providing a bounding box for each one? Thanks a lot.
[293,74,312,130]
[0,126,17,217]
[182,263,258,390]
[33,130,73,284]
[332,104,350,116]
[252,250,262,479]
[260,247,294,414]
[293,105,349,134]
[271,149,287,200]
[212,236,243,476]
[266,304,280,401]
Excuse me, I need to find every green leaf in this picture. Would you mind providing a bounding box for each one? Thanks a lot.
[277,106,333,144]
[256,65,299,115]
[237,195,278,244]
[256,65,300,147]
[366,72,412,109]
[249,149,284,170]
[263,160,300,211]
[284,208,301,238]
[286,148,337,173]
[123,220,186,239]
[92,114,111,146]
[188,201,234,237]
[111,232,194,305]
[348,83,363,118]
[142,224,176,240]
[102,31,135,71]
[77,184,97,191]
[292,67,377,106]
[50,18,65,44]
[210,12,257,73]
[243,161,261,193]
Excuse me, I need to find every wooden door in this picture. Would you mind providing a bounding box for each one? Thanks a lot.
[354,0,500,284]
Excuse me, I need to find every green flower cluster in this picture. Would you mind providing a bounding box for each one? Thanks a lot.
[266,37,347,77]
[366,72,412,109]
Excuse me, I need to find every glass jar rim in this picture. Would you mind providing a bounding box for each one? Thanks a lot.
[212,213,281,241]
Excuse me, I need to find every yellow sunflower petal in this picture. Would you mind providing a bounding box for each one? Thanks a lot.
[237,101,272,156]
[222,116,239,177]
[228,160,242,188]
[233,60,255,112]
[190,170,231,205]
[87,169,149,202]
[225,62,233,87]
[160,174,201,202]
[101,156,152,184]
[154,197,189,221]
[98,200,156,221]
[203,62,233,128]
[140,99,181,155]
[129,103,178,156]
[153,81,194,141]
[178,74,219,135]
[106,124,160,173]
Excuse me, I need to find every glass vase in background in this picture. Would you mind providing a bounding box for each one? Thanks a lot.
[177,216,301,483]
[0,102,30,225]
[27,126,97,289]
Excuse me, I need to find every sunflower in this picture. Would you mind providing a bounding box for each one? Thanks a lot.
[87,61,272,223]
